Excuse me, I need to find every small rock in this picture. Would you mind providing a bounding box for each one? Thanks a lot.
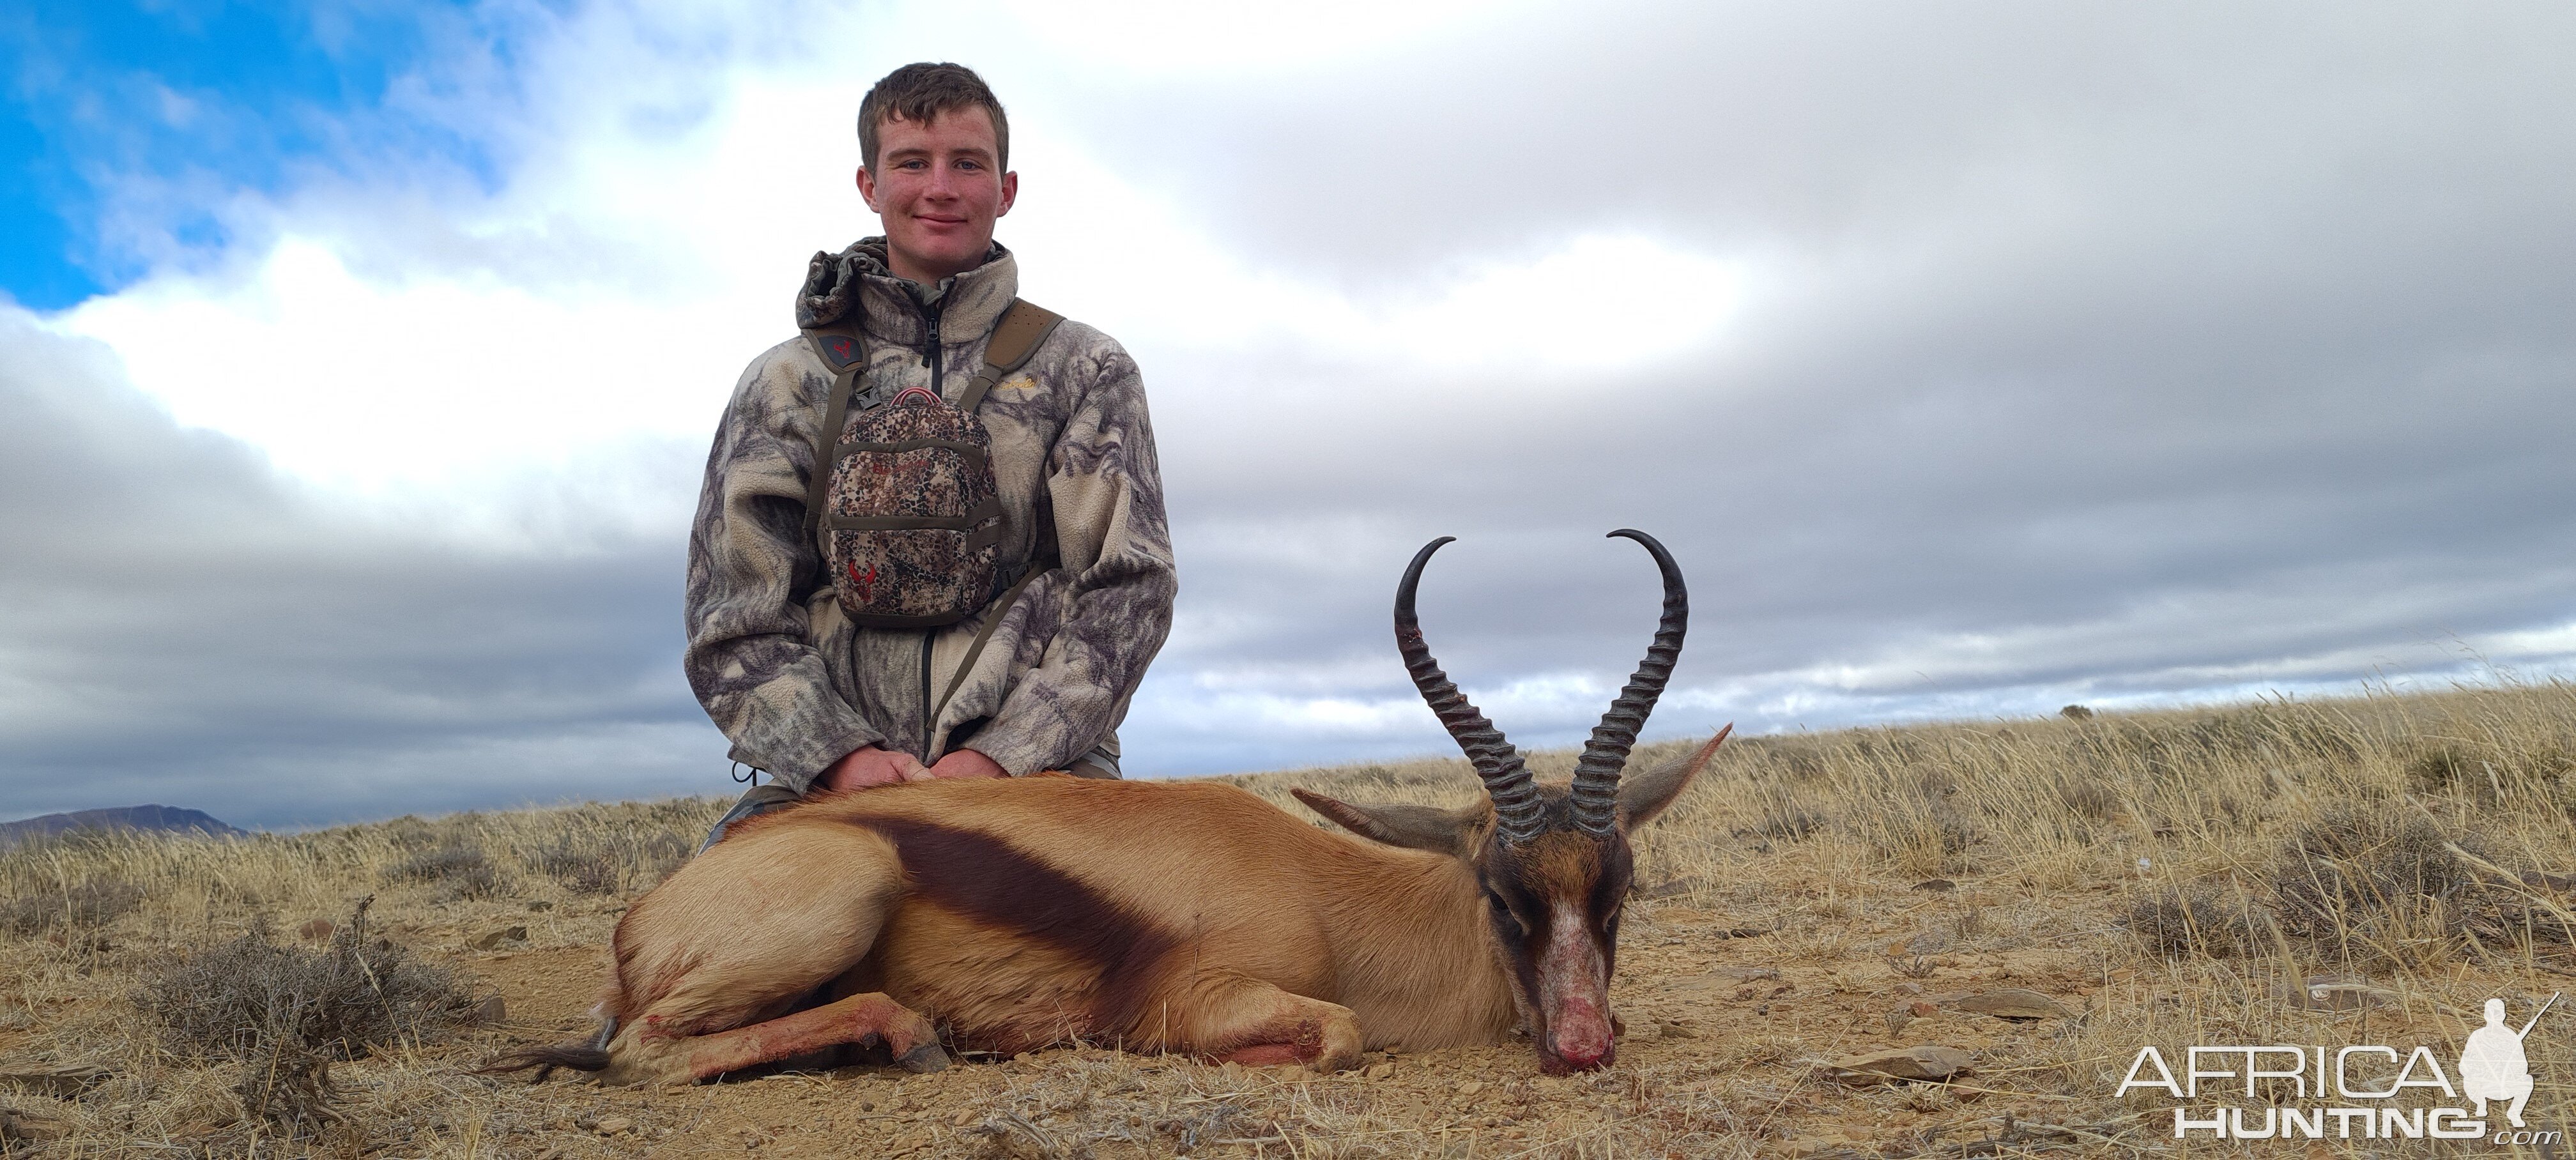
[2294,978,2396,1011]
[1908,1002,1939,1018]
[470,925,529,951]
[1366,1062,1395,1080]
[1733,986,1757,1001]
[1830,1046,1974,1083]
[593,1115,632,1136]
[471,994,508,1025]
[1951,988,2074,1020]
[528,899,554,912]
[297,918,335,942]
[1891,982,1925,996]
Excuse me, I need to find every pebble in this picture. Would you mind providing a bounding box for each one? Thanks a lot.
[593,1116,631,1136]
[1908,1002,1938,1018]
[470,926,528,951]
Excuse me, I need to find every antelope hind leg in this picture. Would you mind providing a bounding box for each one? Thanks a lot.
[1163,977,1363,1072]
[599,820,916,1085]
[620,991,947,1084]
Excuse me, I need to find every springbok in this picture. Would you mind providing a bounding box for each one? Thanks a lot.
[487,530,1726,1083]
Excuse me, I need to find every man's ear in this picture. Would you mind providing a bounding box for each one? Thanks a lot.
[856,164,880,211]
[1291,789,1476,856]
[1617,724,1731,832]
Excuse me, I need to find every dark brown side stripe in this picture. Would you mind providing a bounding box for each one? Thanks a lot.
[860,818,1179,1034]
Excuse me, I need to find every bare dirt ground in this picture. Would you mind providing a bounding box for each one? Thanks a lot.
[3,687,2573,1157]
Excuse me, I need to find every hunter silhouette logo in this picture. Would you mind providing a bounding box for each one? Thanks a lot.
[2462,994,2554,1129]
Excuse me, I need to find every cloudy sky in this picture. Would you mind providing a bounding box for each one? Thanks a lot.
[4,1,2574,828]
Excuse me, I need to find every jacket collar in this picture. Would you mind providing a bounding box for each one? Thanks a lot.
[794,237,1017,346]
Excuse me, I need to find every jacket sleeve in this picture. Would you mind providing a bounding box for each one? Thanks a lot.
[965,335,1179,775]
[682,346,885,790]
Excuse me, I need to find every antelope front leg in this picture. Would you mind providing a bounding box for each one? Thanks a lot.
[1163,977,1363,1072]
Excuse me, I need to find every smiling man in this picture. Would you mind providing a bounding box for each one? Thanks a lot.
[685,63,1176,846]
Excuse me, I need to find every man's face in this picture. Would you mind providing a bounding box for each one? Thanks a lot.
[857,107,1017,286]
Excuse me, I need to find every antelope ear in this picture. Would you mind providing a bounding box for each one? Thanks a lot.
[1617,724,1731,832]
[1291,789,1477,856]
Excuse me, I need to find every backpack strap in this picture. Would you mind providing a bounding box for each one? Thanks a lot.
[954,299,1064,413]
[799,326,870,542]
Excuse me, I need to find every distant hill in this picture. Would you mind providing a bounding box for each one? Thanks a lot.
[0,804,247,844]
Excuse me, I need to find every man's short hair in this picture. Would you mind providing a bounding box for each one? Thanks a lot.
[858,63,1009,173]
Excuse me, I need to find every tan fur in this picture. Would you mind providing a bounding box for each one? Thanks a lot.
[579,778,1515,1083]
[537,732,1724,1085]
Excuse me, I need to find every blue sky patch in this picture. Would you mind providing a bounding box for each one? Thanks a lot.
[0,0,528,310]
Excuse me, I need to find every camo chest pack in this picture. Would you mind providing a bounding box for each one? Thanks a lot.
[801,299,1063,627]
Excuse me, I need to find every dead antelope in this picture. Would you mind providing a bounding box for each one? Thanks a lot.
[486,529,1725,1083]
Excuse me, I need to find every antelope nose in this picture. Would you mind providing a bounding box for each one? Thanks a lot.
[1549,1004,1614,1069]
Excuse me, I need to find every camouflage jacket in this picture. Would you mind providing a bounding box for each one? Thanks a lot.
[684,239,1176,790]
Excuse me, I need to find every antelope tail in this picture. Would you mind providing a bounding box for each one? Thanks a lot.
[474,1041,612,1083]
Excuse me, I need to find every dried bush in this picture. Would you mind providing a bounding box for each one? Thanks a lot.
[0,876,143,936]
[2124,883,2265,959]
[524,843,619,896]
[2053,775,2121,820]
[385,843,509,901]
[1747,786,1827,842]
[2405,745,2472,794]
[135,898,477,1137]
[2260,806,2552,967]
[523,829,691,897]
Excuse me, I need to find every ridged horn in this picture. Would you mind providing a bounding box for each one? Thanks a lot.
[1568,530,1688,836]
[1395,536,1546,844]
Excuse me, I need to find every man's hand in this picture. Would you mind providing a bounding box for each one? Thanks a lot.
[818,745,926,792]
[920,749,1007,781]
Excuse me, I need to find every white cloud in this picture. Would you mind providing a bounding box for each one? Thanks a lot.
[17,0,2576,820]
[52,1,1737,496]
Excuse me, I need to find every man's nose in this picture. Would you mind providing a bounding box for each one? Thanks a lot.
[922,161,962,199]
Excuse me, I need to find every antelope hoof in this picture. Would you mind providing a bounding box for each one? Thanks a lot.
[896,1041,951,1073]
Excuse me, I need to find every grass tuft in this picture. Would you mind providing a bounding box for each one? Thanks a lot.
[0,875,143,937]
[135,897,479,1138]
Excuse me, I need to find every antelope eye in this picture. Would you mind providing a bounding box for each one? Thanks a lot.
[1485,890,1529,935]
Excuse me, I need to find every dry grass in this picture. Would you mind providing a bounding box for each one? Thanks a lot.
[0,685,2571,1156]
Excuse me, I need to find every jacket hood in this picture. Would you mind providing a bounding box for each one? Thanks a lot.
[795,237,1014,336]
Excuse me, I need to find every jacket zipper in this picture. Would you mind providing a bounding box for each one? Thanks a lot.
[917,294,945,761]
